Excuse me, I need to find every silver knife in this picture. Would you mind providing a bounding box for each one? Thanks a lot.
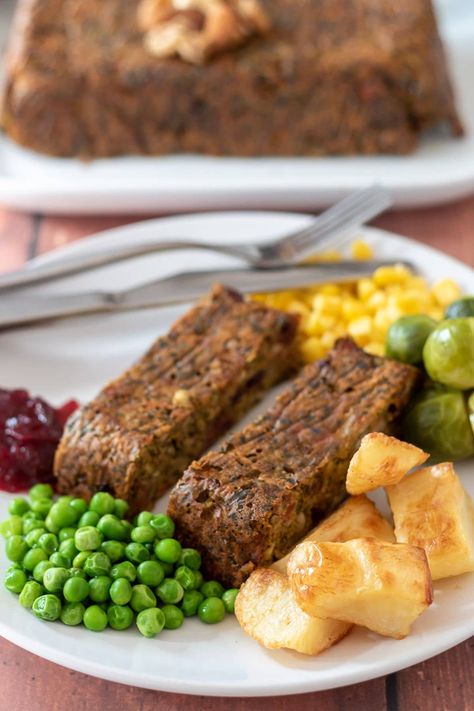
[0,260,413,330]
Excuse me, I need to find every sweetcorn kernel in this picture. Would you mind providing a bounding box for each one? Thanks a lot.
[364,342,385,356]
[357,278,377,301]
[351,240,374,260]
[347,316,373,345]
[300,337,325,363]
[431,278,462,307]
[342,298,365,321]
[373,264,411,286]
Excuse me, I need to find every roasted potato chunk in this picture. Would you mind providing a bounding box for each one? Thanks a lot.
[346,432,428,494]
[386,462,474,580]
[235,568,350,655]
[236,496,395,654]
[273,495,394,574]
[288,538,432,639]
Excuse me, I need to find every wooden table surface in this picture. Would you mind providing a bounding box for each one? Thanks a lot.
[0,199,473,711]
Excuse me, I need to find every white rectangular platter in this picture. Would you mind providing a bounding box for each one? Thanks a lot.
[0,0,473,213]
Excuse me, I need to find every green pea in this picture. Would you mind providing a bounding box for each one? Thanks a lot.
[121,520,133,536]
[154,538,182,564]
[72,551,92,569]
[198,597,226,624]
[25,528,47,547]
[68,567,87,579]
[200,581,224,599]
[22,547,46,572]
[156,578,184,605]
[137,560,165,587]
[97,514,128,541]
[60,602,85,626]
[174,566,197,591]
[78,511,100,527]
[136,607,165,638]
[84,552,111,577]
[161,604,184,630]
[22,511,37,520]
[69,498,88,517]
[0,516,23,538]
[38,532,58,556]
[44,514,60,534]
[130,584,156,612]
[63,576,90,603]
[56,495,74,504]
[33,560,54,583]
[8,498,30,516]
[111,561,137,583]
[178,548,201,571]
[59,538,78,561]
[32,594,62,621]
[49,552,70,568]
[136,511,153,527]
[89,492,115,516]
[23,518,46,535]
[150,514,175,539]
[109,577,133,605]
[75,526,103,551]
[125,542,150,564]
[107,604,134,631]
[89,575,112,603]
[19,581,44,608]
[160,561,174,577]
[43,566,69,593]
[131,525,156,544]
[29,483,54,500]
[100,540,125,563]
[83,604,108,632]
[222,588,239,614]
[30,498,52,519]
[49,501,79,528]
[4,567,27,594]
[181,590,204,617]
[58,527,77,542]
[113,499,129,520]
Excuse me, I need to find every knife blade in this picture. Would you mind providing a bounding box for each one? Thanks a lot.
[0,260,413,330]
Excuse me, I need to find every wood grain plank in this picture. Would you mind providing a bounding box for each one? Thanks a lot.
[374,196,474,266]
[0,636,386,711]
[396,638,474,711]
[0,209,35,271]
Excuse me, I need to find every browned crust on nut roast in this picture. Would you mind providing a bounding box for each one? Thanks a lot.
[54,284,299,513]
[0,0,463,157]
[167,338,420,587]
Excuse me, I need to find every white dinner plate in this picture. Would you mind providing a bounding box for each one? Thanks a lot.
[0,2,473,213]
[0,212,473,696]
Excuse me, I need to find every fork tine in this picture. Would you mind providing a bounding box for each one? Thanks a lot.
[290,192,391,255]
[276,186,391,258]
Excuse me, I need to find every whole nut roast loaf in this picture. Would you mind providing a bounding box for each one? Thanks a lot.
[168,338,419,587]
[54,284,299,513]
[0,0,462,157]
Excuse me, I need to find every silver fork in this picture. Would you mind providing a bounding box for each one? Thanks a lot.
[0,185,391,292]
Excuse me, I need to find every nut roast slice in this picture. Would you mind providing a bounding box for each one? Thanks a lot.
[54,284,299,513]
[168,338,419,587]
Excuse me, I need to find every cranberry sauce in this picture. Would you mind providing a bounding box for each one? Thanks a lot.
[0,388,78,492]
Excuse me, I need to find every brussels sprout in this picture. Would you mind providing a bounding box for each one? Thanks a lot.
[385,315,437,365]
[445,297,474,319]
[423,318,474,390]
[401,384,474,461]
